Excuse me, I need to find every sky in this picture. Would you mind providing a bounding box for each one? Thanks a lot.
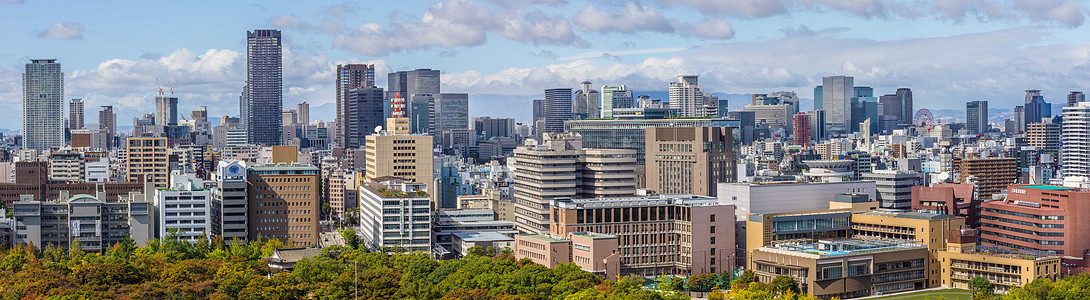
[1,0,1089,130]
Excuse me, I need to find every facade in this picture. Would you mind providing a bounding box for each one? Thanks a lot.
[550,194,735,276]
[564,118,740,166]
[358,178,432,252]
[572,81,600,120]
[956,157,1017,200]
[155,173,211,243]
[48,149,84,182]
[939,242,1060,294]
[1026,123,1061,155]
[645,127,735,196]
[966,100,988,134]
[387,69,440,100]
[23,59,65,151]
[1061,102,1090,177]
[242,29,283,146]
[821,76,853,134]
[511,132,637,234]
[472,117,516,140]
[126,137,169,189]
[980,185,1090,258]
[335,64,376,147]
[155,96,179,126]
[600,85,633,119]
[851,210,967,288]
[750,239,928,298]
[69,98,84,131]
[861,170,925,209]
[912,183,979,227]
[544,88,573,133]
[214,161,249,243]
[345,86,386,148]
[792,113,811,146]
[13,191,153,252]
[436,93,470,133]
[247,165,319,247]
[669,75,703,117]
[364,127,434,191]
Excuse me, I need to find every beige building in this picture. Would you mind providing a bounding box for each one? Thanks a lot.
[364,118,434,192]
[514,232,621,279]
[247,165,320,247]
[851,211,967,288]
[511,132,637,234]
[47,149,84,182]
[515,234,572,268]
[459,188,514,222]
[939,235,1060,294]
[126,137,169,189]
[645,127,735,196]
[750,239,929,298]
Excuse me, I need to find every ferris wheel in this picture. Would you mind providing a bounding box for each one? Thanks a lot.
[913,109,935,127]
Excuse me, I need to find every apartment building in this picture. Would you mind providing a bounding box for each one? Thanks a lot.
[247,165,320,247]
[126,137,169,189]
[358,177,432,252]
[47,149,84,182]
[956,157,1017,200]
[213,160,249,243]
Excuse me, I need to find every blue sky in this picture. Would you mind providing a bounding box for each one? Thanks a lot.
[1,0,1089,129]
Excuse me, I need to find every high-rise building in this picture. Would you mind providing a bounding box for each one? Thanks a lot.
[1062,102,1090,177]
[155,96,179,126]
[247,165,319,247]
[473,117,516,140]
[296,101,309,124]
[1013,105,1026,133]
[1027,122,1060,155]
[821,76,853,134]
[966,100,988,134]
[956,157,1017,200]
[126,137,169,189]
[861,170,925,209]
[214,161,248,244]
[69,98,84,131]
[532,99,546,122]
[241,29,283,146]
[512,132,637,234]
[600,85,633,119]
[792,113,811,146]
[387,69,440,100]
[98,106,116,149]
[336,64,376,147]
[1068,91,1085,107]
[669,75,703,117]
[565,118,740,166]
[806,110,826,142]
[359,178,432,252]
[1023,89,1051,126]
[345,86,385,148]
[155,172,211,243]
[22,59,65,150]
[981,184,1090,258]
[544,88,573,133]
[645,127,735,197]
[364,118,435,190]
[895,88,913,124]
[572,81,599,120]
[813,86,823,110]
[436,93,469,133]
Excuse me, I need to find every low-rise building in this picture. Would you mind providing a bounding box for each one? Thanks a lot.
[13,190,153,252]
[939,229,1061,294]
[155,172,211,243]
[750,239,929,298]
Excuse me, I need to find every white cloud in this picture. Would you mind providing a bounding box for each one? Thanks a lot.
[573,3,735,39]
[37,22,84,40]
[333,0,585,56]
[556,47,688,61]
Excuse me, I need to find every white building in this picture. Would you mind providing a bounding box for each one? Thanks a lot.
[23,59,65,151]
[669,75,703,117]
[358,177,432,252]
[154,172,212,243]
[84,159,109,182]
[1062,102,1090,178]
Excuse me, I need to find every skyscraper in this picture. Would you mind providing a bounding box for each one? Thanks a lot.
[544,88,573,133]
[1023,89,1051,126]
[296,101,310,124]
[1062,102,1090,177]
[155,96,179,126]
[532,99,546,122]
[1013,105,1025,133]
[99,106,116,148]
[572,81,599,120]
[69,98,84,131]
[436,93,469,133]
[600,85,633,119]
[387,69,440,100]
[22,59,65,150]
[335,64,375,147]
[821,76,853,134]
[241,29,283,146]
[792,113,811,146]
[669,75,703,117]
[895,88,913,124]
[1068,91,1085,107]
[966,101,988,134]
[346,86,386,148]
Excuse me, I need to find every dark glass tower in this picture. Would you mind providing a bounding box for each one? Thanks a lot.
[242,29,283,145]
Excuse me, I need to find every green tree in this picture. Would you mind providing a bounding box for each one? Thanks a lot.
[969,276,995,300]
[772,275,800,295]
[321,203,332,216]
[341,228,359,249]
[689,273,717,293]
[345,207,361,225]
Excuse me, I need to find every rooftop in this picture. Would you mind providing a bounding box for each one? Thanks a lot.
[569,232,617,239]
[453,232,514,242]
[519,234,568,243]
[249,165,320,171]
[554,194,720,209]
[1020,185,1075,191]
[855,210,958,220]
[763,238,925,258]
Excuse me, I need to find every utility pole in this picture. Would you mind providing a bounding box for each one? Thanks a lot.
[354,260,358,300]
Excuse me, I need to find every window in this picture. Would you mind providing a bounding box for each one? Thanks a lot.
[710,226,716,233]
[820,266,842,279]
[710,214,716,222]
[710,237,716,244]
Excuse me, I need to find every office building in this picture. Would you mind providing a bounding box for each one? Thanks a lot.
[241,29,283,146]
[47,149,84,182]
[544,88,573,133]
[912,183,979,227]
[966,101,988,134]
[532,99,546,122]
[213,161,248,243]
[565,118,740,166]
[472,117,516,140]
[437,93,469,133]
[851,210,967,287]
[548,194,735,276]
[13,191,153,252]
[156,96,179,126]
[1062,102,1090,177]
[408,93,434,134]
[572,81,599,120]
[979,185,1090,259]
[345,86,385,148]
[895,88,913,124]
[387,69,440,100]
[126,137,169,189]
[69,98,84,131]
[358,177,432,252]
[1023,89,1051,126]
[22,59,65,150]
[600,85,633,119]
[792,113,811,146]
[1068,91,1085,107]
[821,76,853,134]
[645,127,735,196]
[296,101,309,124]
[335,64,376,147]
[939,233,1060,294]
[247,165,319,247]
[669,75,703,117]
[862,171,925,209]
[155,172,211,243]
[750,239,928,298]
[364,119,434,190]
[956,157,1017,200]
[511,132,637,234]
[1026,122,1060,155]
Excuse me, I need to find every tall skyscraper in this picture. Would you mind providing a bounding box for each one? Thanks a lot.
[532,99,546,122]
[544,88,573,133]
[335,64,375,147]
[813,86,823,110]
[600,85,633,119]
[99,106,116,148]
[895,88,913,124]
[346,87,386,148]
[241,29,283,146]
[1023,89,1051,126]
[1013,105,1025,133]
[966,101,989,134]
[22,59,65,150]
[792,113,812,146]
[387,69,440,100]
[821,76,853,134]
[296,101,310,124]
[1069,91,1085,107]
[436,93,469,133]
[408,93,435,134]
[669,75,703,117]
[69,98,84,131]
[572,81,599,120]
[155,96,179,126]
[1062,102,1090,177]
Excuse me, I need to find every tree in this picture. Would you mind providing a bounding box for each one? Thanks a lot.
[341,228,359,249]
[689,273,717,293]
[708,289,725,300]
[345,207,361,225]
[772,275,800,295]
[969,276,995,300]
[321,203,332,217]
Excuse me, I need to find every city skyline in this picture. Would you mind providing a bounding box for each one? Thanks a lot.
[1,1,1090,130]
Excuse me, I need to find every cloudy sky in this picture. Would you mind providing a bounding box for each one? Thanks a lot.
[1,0,1089,129]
